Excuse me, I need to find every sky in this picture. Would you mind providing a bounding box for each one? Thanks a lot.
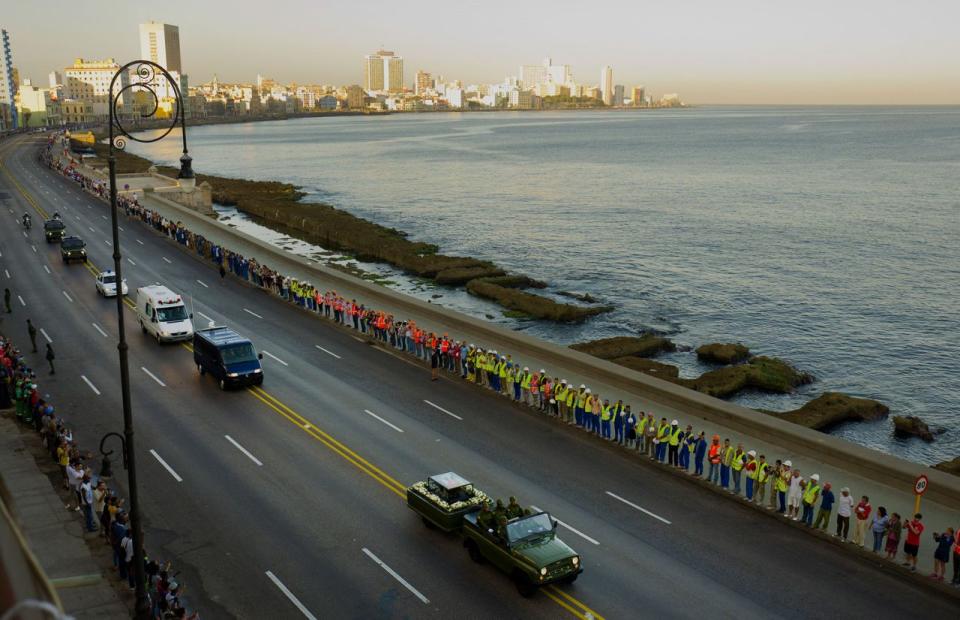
[5,0,960,104]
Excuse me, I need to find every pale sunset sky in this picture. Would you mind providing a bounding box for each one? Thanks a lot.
[5,0,959,103]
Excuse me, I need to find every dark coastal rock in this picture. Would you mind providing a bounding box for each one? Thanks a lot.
[676,356,813,399]
[467,279,611,322]
[481,275,547,289]
[696,342,751,365]
[774,392,889,431]
[934,456,960,476]
[893,415,938,442]
[434,266,506,285]
[611,356,680,379]
[570,335,677,360]
[558,290,599,303]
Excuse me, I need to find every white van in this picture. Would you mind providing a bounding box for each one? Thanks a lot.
[136,285,194,343]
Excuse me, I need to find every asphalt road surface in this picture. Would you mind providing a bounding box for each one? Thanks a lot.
[1,134,955,619]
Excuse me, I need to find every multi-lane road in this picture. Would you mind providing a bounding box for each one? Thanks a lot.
[0,134,954,619]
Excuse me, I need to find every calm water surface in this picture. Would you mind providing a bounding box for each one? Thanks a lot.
[131,107,960,463]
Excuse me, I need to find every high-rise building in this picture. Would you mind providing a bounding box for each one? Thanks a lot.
[363,50,404,93]
[415,70,434,95]
[631,86,645,106]
[519,63,547,89]
[600,65,613,106]
[613,84,625,107]
[139,21,182,99]
[17,80,60,127]
[0,29,17,129]
[63,58,130,120]
[346,84,365,109]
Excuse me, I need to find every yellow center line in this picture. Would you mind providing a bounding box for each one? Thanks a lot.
[2,141,603,619]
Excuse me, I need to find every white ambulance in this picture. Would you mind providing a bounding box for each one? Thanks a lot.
[136,285,194,343]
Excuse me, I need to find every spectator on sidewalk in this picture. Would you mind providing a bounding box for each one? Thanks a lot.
[45,343,55,375]
[952,531,960,586]
[776,460,791,513]
[27,318,38,352]
[813,482,834,530]
[121,529,136,589]
[871,507,889,553]
[787,469,803,520]
[884,513,902,561]
[801,474,821,526]
[66,460,84,512]
[903,513,924,572]
[853,495,872,547]
[931,528,954,582]
[80,473,97,532]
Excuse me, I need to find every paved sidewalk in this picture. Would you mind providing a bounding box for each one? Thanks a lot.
[0,413,128,619]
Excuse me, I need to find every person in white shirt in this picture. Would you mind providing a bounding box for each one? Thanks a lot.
[787,469,803,520]
[835,487,855,541]
[65,462,84,511]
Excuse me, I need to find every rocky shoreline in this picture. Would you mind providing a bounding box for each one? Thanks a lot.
[92,142,610,322]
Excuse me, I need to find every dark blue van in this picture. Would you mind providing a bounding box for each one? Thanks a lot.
[193,326,264,390]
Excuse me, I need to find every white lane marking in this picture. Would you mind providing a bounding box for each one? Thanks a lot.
[40,328,52,343]
[22,231,27,238]
[315,345,341,359]
[92,322,109,338]
[81,375,101,395]
[101,215,107,220]
[118,226,124,232]
[141,366,166,387]
[264,571,317,620]
[363,409,404,433]
[31,244,37,253]
[423,399,463,420]
[43,265,51,274]
[88,226,95,232]
[605,491,672,525]
[197,311,214,323]
[530,505,600,545]
[262,350,288,366]
[149,449,183,482]
[225,435,263,466]
[18,295,26,306]
[4,269,10,279]
[62,290,73,303]
[127,258,136,266]
[243,308,263,319]
[74,215,80,221]
[361,548,429,604]
[162,257,172,264]
[136,239,144,245]
[196,279,209,288]
[104,240,112,247]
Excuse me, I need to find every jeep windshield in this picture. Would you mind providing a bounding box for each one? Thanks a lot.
[156,305,188,322]
[506,513,554,544]
[221,343,257,364]
[61,238,84,249]
[44,220,65,230]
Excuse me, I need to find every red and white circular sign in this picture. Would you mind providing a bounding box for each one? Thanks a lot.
[914,474,929,496]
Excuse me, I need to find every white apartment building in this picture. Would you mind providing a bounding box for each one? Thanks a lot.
[139,21,183,100]
[63,58,130,119]
[600,65,613,105]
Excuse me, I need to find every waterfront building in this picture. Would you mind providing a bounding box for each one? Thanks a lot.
[415,70,433,95]
[1,29,16,129]
[346,84,365,109]
[509,89,534,109]
[139,21,183,100]
[519,62,547,89]
[613,84,624,107]
[364,50,404,93]
[445,87,464,109]
[63,58,131,121]
[317,94,338,110]
[16,79,60,127]
[520,57,573,91]
[600,65,613,105]
[631,85,645,106]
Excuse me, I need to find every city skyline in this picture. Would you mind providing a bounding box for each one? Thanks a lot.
[4,0,960,104]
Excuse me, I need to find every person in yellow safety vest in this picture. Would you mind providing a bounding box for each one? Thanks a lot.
[744,450,759,500]
[801,473,821,526]
[583,389,594,433]
[498,358,508,395]
[667,421,682,467]
[719,439,734,489]
[466,348,476,383]
[564,382,575,425]
[600,400,613,440]
[775,460,792,513]
[730,445,746,495]
[506,364,516,398]
[636,414,649,454]
[574,386,587,427]
[555,380,567,420]
[520,367,532,405]
[755,455,769,506]
[655,418,670,462]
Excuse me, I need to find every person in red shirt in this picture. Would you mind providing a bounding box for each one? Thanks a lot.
[903,513,924,572]
[853,495,872,547]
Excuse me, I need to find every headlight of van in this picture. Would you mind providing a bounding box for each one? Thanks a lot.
[540,567,547,576]
[252,369,262,373]
[227,372,239,378]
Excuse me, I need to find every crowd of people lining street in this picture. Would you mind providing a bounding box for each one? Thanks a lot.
[0,334,199,618]
[39,134,960,586]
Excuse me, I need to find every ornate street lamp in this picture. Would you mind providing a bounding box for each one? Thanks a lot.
[107,60,192,619]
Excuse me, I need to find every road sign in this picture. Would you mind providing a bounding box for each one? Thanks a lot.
[914,474,929,496]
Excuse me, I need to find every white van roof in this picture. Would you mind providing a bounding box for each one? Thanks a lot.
[138,285,184,306]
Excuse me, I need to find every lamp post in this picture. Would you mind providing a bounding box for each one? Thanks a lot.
[107,60,193,619]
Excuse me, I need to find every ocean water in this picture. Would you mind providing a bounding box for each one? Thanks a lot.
[130,107,960,463]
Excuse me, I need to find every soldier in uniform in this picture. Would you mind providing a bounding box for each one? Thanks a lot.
[477,502,496,532]
[493,499,507,521]
[506,496,523,519]
[495,515,509,542]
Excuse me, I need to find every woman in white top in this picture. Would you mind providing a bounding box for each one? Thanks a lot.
[787,471,804,520]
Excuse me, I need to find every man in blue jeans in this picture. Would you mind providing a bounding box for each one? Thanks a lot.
[813,482,835,530]
[80,474,97,532]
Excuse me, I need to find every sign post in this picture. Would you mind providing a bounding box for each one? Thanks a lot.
[913,474,929,515]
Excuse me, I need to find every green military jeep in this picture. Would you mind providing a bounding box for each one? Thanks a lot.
[406,472,489,532]
[463,509,581,597]
[43,218,66,243]
[60,236,87,263]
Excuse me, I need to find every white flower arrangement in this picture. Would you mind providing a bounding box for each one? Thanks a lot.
[411,481,489,513]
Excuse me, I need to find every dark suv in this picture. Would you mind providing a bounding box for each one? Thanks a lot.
[43,218,66,243]
[60,236,87,263]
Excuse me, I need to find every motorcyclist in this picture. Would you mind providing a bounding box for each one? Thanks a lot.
[53,212,61,220]
[22,213,31,229]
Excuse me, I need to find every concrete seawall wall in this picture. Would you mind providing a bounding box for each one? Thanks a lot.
[139,188,960,509]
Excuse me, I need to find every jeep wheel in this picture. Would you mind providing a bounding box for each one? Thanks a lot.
[512,571,537,598]
[465,540,484,564]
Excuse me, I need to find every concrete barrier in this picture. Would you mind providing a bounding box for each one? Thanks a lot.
[138,190,960,509]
